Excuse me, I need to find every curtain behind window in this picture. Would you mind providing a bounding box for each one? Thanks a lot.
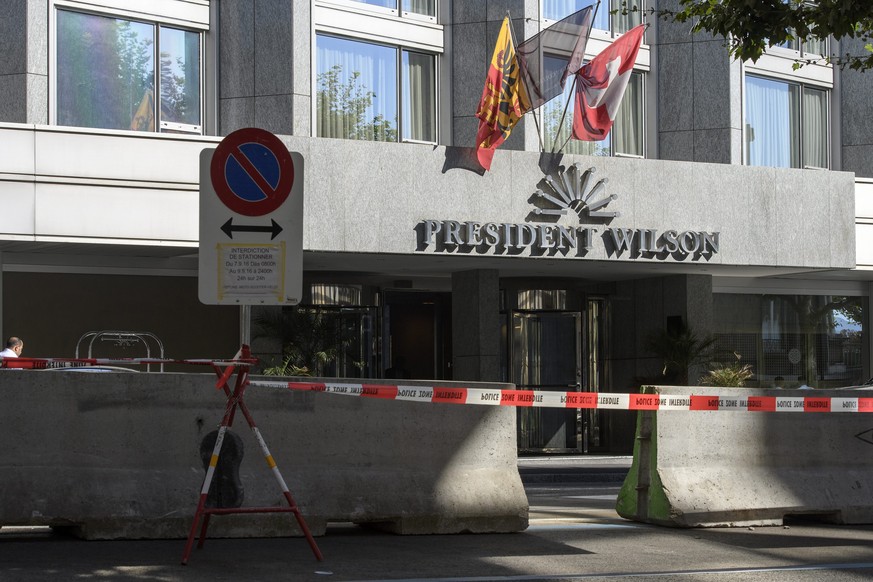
[802,87,827,168]
[745,76,798,168]
[402,51,436,142]
[403,0,435,16]
[613,72,642,155]
[613,0,642,33]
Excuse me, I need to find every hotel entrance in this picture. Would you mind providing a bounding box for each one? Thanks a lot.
[503,290,610,453]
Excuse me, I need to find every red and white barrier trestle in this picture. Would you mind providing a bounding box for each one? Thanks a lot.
[180,345,323,565]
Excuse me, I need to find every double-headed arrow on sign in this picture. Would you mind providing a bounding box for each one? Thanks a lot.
[221,217,283,240]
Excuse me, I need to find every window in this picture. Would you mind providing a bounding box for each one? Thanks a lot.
[777,36,828,57]
[327,0,435,19]
[543,70,644,157]
[713,294,864,389]
[745,75,828,169]
[56,9,201,134]
[544,0,642,34]
[316,34,436,143]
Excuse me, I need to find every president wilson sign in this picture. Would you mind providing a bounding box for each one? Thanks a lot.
[416,164,719,261]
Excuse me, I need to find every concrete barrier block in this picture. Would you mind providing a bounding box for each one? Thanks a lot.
[0,371,528,538]
[617,385,873,527]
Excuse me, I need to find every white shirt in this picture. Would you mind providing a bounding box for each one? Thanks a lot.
[0,348,18,358]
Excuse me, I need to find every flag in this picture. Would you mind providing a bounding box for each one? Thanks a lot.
[475,16,531,171]
[516,6,595,110]
[572,24,645,141]
[129,89,155,132]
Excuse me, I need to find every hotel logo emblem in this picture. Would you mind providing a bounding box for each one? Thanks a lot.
[533,164,618,221]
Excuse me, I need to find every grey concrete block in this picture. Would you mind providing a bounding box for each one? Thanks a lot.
[657,44,694,132]
[255,0,294,96]
[0,74,27,122]
[0,0,26,75]
[486,1,534,23]
[292,93,311,137]
[618,386,873,527]
[0,372,528,538]
[692,40,735,130]
[27,0,48,76]
[219,97,255,135]
[452,22,487,121]
[839,68,873,147]
[774,168,830,267]
[26,73,47,125]
[453,1,485,23]
[219,0,255,98]
[291,0,311,97]
[454,115,480,150]
[841,145,873,179]
[659,130,694,161]
[254,93,294,136]
[692,128,735,165]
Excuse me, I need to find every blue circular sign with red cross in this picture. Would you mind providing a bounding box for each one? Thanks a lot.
[210,128,295,217]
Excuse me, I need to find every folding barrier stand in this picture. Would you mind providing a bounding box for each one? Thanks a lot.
[181,345,323,565]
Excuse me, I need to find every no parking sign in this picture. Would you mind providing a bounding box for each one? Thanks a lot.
[198,128,303,305]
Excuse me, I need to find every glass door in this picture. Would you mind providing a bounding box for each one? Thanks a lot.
[583,297,610,452]
[511,311,582,452]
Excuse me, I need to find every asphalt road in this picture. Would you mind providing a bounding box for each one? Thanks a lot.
[2,482,873,581]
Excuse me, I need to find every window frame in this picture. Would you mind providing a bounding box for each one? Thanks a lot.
[50,1,206,135]
[743,73,831,170]
[315,32,438,144]
[313,0,442,145]
[317,0,437,24]
[540,69,646,159]
[542,0,645,38]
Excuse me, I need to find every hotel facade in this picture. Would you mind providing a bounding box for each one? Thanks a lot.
[1,0,872,453]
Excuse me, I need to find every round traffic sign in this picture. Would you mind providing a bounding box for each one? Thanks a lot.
[210,128,295,217]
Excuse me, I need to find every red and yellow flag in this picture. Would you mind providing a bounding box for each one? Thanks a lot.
[475,16,531,171]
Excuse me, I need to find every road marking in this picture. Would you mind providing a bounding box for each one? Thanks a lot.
[527,523,639,531]
[348,562,873,582]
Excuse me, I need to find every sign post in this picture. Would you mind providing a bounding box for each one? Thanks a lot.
[199,128,303,306]
[189,130,320,564]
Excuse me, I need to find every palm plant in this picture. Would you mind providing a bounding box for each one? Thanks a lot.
[645,323,717,385]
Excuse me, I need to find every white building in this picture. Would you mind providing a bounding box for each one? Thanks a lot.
[1,0,871,453]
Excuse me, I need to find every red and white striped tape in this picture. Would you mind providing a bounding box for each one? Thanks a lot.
[0,357,258,370]
[249,380,873,413]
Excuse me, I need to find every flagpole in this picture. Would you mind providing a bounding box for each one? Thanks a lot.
[550,0,601,155]
[551,68,581,154]
[505,10,546,154]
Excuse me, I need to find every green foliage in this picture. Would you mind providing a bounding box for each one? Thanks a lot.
[701,352,754,387]
[317,64,397,141]
[261,355,311,377]
[645,323,717,385]
[253,307,342,377]
[639,0,873,71]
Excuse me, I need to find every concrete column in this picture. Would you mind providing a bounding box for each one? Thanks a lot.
[219,0,300,136]
[839,37,873,178]
[0,0,47,124]
[451,269,500,381]
[0,251,4,339]
[655,0,742,164]
[865,283,873,384]
[451,1,538,149]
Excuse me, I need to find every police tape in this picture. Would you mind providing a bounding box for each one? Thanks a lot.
[249,380,873,413]
[0,356,258,370]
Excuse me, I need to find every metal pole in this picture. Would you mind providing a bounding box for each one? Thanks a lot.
[240,305,251,346]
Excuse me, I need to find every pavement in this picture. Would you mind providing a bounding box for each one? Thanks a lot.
[4,455,873,581]
[517,455,632,484]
